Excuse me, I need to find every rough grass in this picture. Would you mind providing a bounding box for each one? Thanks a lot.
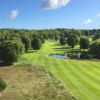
[17,40,100,100]
[0,64,75,100]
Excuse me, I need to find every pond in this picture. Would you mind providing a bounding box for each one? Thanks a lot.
[50,54,68,59]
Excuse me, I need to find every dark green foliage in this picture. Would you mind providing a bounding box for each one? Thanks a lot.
[84,30,90,36]
[21,34,31,52]
[67,34,79,48]
[70,37,76,48]
[40,38,45,43]
[90,39,100,58]
[60,37,66,45]
[32,37,42,50]
[0,76,7,92]
[55,36,59,40]
[43,34,49,39]
[0,39,25,65]
[80,37,90,49]
[93,33,100,40]
[80,52,92,59]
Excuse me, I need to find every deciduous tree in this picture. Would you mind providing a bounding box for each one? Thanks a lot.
[60,37,66,45]
[80,37,90,49]
[90,39,100,58]
[32,37,42,51]
[0,39,25,65]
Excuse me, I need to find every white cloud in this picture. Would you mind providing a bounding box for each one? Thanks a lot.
[96,14,100,17]
[41,0,70,10]
[83,19,92,25]
[8,9,19,19]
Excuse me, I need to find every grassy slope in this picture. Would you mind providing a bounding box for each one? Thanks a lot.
[0,65,75,100]
[20,40,100,100]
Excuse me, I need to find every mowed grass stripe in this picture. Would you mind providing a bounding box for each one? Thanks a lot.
[62,60,100,100]
[54,60,89,100]
[68,61,100,98]
[72,61,100,85]
[80,62,100,83]
[63,60,98,100]
[40,56,57,72]
[83,62,100,75]
[49,59,91,100]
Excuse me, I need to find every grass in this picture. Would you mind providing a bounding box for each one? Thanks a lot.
[0,64,75,100]
[16,40,100,100]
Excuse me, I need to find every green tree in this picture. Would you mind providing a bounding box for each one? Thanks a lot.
[60,37,66,45]
[67,34,78,48]
[0,39,25,65]
[32,37,42,51]
[0,76,7,92]
[90,39,100,58]
[55,36,59,40]
[80,37,90,50]
[93,33,100,41]
[70,37,76,48]
[21,34,31,52]
[40,38,45,43]
[43,33,49,39]
[84,30,90,36]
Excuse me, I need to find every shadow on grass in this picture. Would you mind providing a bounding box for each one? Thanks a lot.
[53,46,83,54]
[0,62,11,67]
[50,42,63,46]
[26,50,36,53]
[66,49,83,53]
[51,44,61,46]
[53,46,71,49]
[53,46,71,51]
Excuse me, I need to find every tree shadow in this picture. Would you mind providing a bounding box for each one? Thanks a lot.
[26,50,36,53]
[53,46,71,52]
[51,43,61,46]
[66,49,83,53]
[0,62,11,67]
[53,46,83,54]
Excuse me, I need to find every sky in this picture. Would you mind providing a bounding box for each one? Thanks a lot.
[0,0,100,29]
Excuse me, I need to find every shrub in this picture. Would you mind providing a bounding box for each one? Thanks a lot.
[80,52,92,59]
[0,76,7,92]
[67,53,77,59]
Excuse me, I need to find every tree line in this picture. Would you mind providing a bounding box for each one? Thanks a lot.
[59,30,100,59]
[0,28,100,65]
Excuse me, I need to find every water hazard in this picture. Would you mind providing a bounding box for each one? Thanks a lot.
[50,54,68,59]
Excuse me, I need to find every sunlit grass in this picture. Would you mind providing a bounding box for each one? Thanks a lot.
[19,40,100,100]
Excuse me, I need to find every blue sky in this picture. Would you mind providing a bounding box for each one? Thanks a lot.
[0,0,100,29]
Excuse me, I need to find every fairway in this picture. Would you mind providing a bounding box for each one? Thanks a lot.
[21,41,100,100]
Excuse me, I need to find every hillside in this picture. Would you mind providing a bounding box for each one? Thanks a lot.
[0,65,75,100]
